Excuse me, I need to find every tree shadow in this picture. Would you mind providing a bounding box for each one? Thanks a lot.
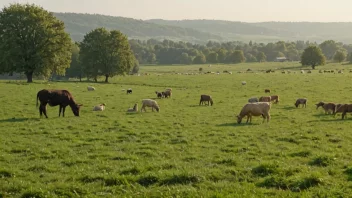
[312,113,335,118]
[307,118,348,123]
[0,117,40,123]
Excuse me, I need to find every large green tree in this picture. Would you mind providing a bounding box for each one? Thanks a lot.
[256,52,267,62]
[0,4,72,82]
[301,46,326,69]
[79,28,135,82]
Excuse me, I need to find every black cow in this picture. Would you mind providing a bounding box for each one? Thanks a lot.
[36,89,83,118]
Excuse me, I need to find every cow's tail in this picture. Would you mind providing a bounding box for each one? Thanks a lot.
[36,92,39,107]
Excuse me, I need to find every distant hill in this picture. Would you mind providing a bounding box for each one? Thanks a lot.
[53,13,223,43]
[53,13,352,44]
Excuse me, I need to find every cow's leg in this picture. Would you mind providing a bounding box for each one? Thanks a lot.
[62,106,66,117]
[199,100,202,106]
[42,103,48,118]
[342,111,347,120]
[152,106,154,112]
[246,116,250,123]
[59,105,62,117]
[39,105,43,118]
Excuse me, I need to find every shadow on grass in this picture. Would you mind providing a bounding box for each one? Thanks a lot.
[216,122,261,127]
[0,117,40,123]
[282,106,296,110]
[307,118,349,123]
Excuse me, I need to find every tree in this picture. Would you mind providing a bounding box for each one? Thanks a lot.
[193,54,206,64]
[347,52,352,63]
[179,53,192,65]
[207,52,218,63]
[319,40,339,60]
[301,46,326,69]
[131,60,139,74]
[245,53,257,62]
[0,4,72,82]
[65,42,83,81]
[256,52,267,62]
[333,49,347,63]
[231,50,246,63]
[79,28,135,82]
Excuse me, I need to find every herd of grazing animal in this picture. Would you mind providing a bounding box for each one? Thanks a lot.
[36,81,351,123]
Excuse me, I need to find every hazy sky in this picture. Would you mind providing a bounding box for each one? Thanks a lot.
[1,0,352,22]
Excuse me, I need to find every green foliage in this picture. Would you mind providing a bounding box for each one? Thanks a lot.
[0,4,72,82]
[131,60,140,74]
[180,53,193,65]
[65,42,83,80]
[333,49,347,63]
[230,50,246,63]
[193,54,206,64]
[256,52,267,62]
[301,46,326,69]
[319,40,340,60]
[79,28,135,82]
[207,52,218,63]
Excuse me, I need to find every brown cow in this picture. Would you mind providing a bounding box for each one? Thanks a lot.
[295,98,307,108]
[335,104,352,119]
[265,89,271,93]
[270,95,279,103]
[259,96,271,102]
[36,89,83,118]
[199,95,213,106]
[315,101,336,114]
[237,102,271,124]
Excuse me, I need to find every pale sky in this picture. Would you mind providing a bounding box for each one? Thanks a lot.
[1,0,352,22]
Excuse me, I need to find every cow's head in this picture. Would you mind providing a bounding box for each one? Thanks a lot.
[72,104,83,116]
[236,115,242,124]
[315,101,324,109]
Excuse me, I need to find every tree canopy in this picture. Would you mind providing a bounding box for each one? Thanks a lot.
[301,46,326,69]
[79,27,135,82]
[0,4,72,82]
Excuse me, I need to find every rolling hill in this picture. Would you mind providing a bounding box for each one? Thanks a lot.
[54,12,352,44]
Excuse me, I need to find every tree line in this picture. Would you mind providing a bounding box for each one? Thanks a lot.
[129,39,352,66]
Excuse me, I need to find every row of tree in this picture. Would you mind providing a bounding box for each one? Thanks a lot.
[0,4,136,83]
[129,39,352,65]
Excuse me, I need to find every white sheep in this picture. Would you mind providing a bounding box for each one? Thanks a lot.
[141,99,160,112]
[242,81,246,85]
[300,70,305,74]
[93,103,105,111]
[87,86,96,91]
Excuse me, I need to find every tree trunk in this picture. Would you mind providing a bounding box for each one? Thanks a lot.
[26,72,33,83]
[94,77,97,82]
[105,75,109,83]
[79,74,82,82]
[312,65,316,69]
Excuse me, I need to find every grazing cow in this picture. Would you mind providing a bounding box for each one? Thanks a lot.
[199,95,213,106]
[295,98,307,108]
[270,95,279,104]
[36,89,82,118]
[236,102,271,124]
[265,89,271,93]
[248,97,259,103]
[141,99,160,112]
[335,104,352,119]
[259,96,271,102]
[93,103,106,111]
[155,91,163,99]
[127,103,138,112]
[307,70,312,73]
[315,101,336,114]
[333,103,345,117]
[87,86,95,91]
[126,88,132,94]
[163,90,172,98]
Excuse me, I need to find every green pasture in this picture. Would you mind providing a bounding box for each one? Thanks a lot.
[2,62,352,197]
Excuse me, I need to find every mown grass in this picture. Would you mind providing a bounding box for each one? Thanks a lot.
[1,62,352,197]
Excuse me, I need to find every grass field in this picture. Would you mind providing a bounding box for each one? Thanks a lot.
[2,62,352,197]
